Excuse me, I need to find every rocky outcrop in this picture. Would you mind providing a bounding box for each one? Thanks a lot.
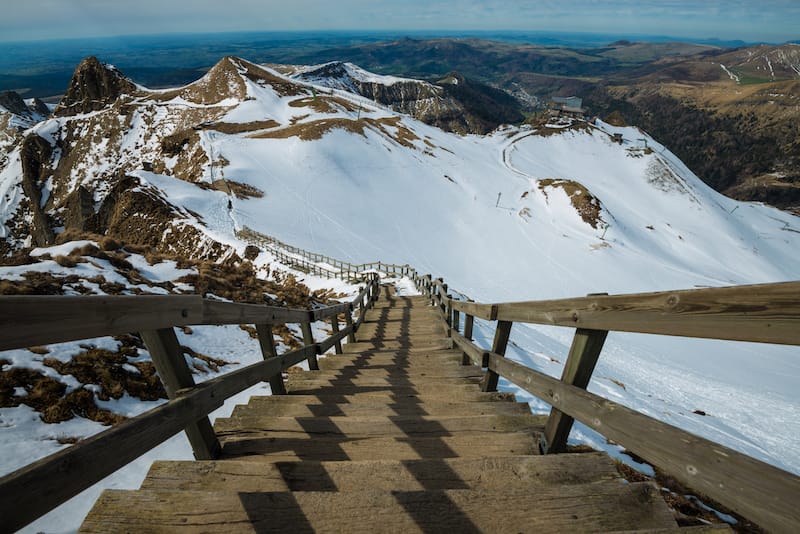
[54,56,137,117]
[19,134,55,246]
[0,91,30,116]
[63,186,95,231]
[295,62,522,134]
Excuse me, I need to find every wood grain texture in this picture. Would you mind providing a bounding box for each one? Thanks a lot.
[450,299,497,321]
[543,328,608,454]
[140,328,220,460]
[0,345,316,532]
[488,354,800,534]
[0,295,202,351]
[79,483,675,533]
[493,281,800,345]
[201,300,308,325]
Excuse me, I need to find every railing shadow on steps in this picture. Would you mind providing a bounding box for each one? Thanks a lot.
[413,272,800,534]
[0,272,382,533]
[2,227,799,533]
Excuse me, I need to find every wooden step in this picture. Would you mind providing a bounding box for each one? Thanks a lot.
[286,376,480,389]
[218,432,540,461]
[140,453,618,492]
[272,453,619,492]
[215,414,545,439]
[232,399,531,418]
[286,383,481,396]
[338,339,453,352]
[80,483,676,533]
[329,348,464,362]
[300,367,483,380]
[140,460,289,492]
[247,391,518,404]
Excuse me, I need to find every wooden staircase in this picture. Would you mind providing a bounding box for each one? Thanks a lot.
[78,286,722,532]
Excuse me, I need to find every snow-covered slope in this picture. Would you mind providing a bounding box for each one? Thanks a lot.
[2,55,800,531]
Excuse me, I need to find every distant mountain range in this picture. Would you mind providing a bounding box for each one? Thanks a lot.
[1,35,799,212]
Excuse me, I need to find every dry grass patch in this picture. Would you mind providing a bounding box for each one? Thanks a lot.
[203,120,280,134]
[538,178,604,228]
[250,118,369,141]
[615,459,762,532]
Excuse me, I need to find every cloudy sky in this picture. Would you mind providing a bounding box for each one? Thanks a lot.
[1,0,797,43]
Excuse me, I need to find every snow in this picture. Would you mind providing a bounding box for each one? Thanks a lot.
[2,58,800,532]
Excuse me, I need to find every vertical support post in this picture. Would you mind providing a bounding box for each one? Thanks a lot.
[542,327,608,454]
[452,307,460,334]
[140,328,220,460]
[445,296,453,331]
[480,320,513,392]
[255,323,287,394]
[300,314,319,370]
[330,314,343,354]
[461,313,474,365]
[345,305,356,343]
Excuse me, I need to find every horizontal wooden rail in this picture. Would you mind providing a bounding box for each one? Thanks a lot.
[450,299,497,321]
[0,345,315,533]
[451,330,488,367]
[202,300,309,325]
[0,295,203,352]
[493,281,800,345]
[487,353,800,534]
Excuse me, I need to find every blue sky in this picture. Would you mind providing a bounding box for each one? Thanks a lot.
[1,0,797,43]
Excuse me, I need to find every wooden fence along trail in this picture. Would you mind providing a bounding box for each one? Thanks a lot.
[0,232,798,532]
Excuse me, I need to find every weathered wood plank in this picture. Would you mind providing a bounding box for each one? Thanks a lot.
[201,300,308,325]
[543,328,608,454]
[140,328,220,460]
[214,414,546,438]
[329,314,343,354]
[255,323,286,395]
[79,483,675,533]
[0,344,315,532]
[451,331,488,367]
[235,399,531,418]
[494,281,800,345]
[274,453,619,492]
[219,433,540,462]
[0,295,203,351]
[488,353,800,534]
[450,299,497,321]
[141,460,289,492]
[481,320,513,392]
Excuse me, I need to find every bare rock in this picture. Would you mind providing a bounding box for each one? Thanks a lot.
[54,56,137,117]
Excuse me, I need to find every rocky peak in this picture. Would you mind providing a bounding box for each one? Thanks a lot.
[54,56,137,117]
[0,91,31,116]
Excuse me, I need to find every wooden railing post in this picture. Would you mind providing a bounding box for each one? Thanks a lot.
[445,295,453,331]
[300,314,319,370]
[452,305,460,334]
[345,304,356,343]
[542,327,609,454]
[140,328,220,460]
[480,320,513,392]
[330,314,344,354]
[254,323,287,394]
[461,312,475,365]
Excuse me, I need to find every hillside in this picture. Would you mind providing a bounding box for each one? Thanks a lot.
[1,54,800,532]
[280,38,800,213]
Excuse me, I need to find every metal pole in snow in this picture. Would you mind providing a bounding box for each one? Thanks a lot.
[496,192,502,208]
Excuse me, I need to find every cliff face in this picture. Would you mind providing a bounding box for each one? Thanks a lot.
[54,56,137,117]
[293,62,523,134]
[19,134,55,246]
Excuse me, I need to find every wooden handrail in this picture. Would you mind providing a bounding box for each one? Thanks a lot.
[0,270,381,531]
[487,353,800,534]
[415,271,800,532]
[0,345,316,533]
